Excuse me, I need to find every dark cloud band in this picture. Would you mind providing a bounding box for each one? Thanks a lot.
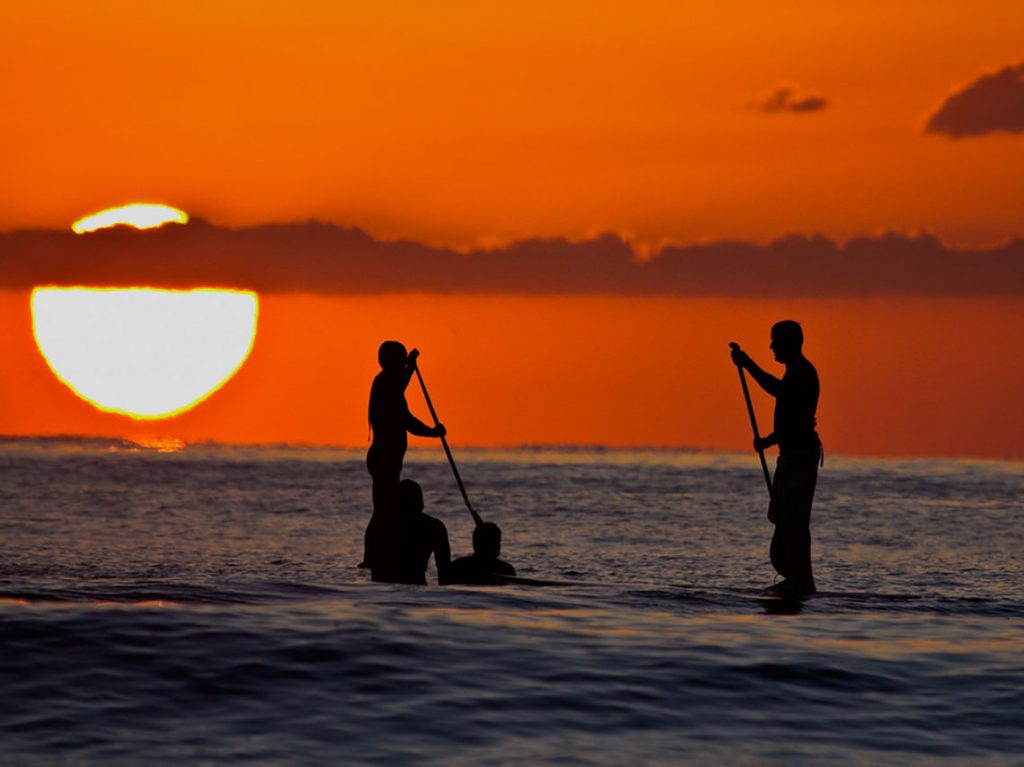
[2,222,1021,298]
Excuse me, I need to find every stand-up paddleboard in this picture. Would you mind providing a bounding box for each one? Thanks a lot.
[759,584,816,600]
[491,573,575,587]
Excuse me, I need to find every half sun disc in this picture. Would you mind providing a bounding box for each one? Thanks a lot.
[31,288,258,419]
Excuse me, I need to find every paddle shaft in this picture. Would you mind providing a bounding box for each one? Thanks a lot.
[730,344,774,501]
[413,365,484,526]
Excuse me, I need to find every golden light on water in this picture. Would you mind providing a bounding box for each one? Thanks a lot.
[31,288,258,419]
[71,203,188,234]
[133,436,187,453]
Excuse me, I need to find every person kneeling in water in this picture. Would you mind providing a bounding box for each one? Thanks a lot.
[371,479,450,585]
[443,522,516,585]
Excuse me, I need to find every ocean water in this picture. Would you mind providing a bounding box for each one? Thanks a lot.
[1,438,1022,766]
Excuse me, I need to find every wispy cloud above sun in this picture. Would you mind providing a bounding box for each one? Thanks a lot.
[749,84,828,114]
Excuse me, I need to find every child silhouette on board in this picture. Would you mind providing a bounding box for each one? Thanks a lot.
[443,522,516,585]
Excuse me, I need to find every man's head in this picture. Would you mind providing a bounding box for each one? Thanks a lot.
[378,340,408,371]
[472,522,502,560]
[770,320,804,363]
[397,479,424,515]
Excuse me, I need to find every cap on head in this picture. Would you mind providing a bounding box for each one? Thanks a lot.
[397,479,424,514]
[378,340,407,370]
[472,522,502,560]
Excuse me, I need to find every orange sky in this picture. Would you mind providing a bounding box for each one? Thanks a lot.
[3,1,1024,246]
[3,291,1022,460]
[2,3,1023,459]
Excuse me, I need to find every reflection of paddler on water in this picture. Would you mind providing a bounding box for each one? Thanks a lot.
[361,341,446,570]
[730,320,822,599]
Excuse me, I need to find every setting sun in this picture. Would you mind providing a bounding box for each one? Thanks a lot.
[71,203,188,234]
[31,288,258,419]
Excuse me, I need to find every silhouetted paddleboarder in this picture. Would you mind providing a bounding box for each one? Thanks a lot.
[443,522,516,585]
[731,321,822,597]
[362,341,446,569]
[371,479,451,585]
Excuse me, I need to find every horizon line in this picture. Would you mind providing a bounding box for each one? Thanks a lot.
[1,433,1020,465]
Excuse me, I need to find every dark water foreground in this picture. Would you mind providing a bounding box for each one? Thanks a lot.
[1,440,1022,765]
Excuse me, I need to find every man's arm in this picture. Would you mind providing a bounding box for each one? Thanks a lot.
[406,414,446,438]
[400,348,420,390]
[432,520,451,584]
[730,347,781,396]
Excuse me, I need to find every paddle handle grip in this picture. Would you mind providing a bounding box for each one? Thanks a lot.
[730,343,774,501]
[414,365,484,526]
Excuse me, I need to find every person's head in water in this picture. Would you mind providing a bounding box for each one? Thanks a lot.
[770,320,803,364]
[397,479,424,515]
[378,340,408,372]
[472,522,502,560]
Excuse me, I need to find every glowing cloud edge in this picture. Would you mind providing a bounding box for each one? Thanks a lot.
[72,204,189,234]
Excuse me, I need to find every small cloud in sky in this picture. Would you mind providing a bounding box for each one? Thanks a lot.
[749,84,828,114]
[926,62,1024,138]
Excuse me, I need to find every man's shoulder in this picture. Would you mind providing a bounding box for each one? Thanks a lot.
[788,356,818,382]
[445,555,478,582]
[369,373,390,400]
[449,554,475,570]
[420,513,449,538]
[447,555,515,584]
[372,369,406,391]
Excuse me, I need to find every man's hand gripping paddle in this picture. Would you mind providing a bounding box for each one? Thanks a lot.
[414,363,484,527]
[729,342,775,506]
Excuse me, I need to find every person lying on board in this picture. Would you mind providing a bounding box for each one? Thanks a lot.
[371,479,451,586]
[442,522,516,585]
[361,341,446,569]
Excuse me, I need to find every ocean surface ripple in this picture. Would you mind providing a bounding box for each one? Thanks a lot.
[1,439,1022,765]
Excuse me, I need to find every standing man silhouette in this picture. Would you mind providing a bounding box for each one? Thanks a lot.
[731,320,821,596]
[361,341,445,569]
